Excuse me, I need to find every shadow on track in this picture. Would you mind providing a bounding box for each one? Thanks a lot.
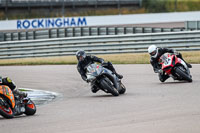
[85,93,130,98]
[0,115,26,120]
[159,81,193,84]
[0,114,38,120]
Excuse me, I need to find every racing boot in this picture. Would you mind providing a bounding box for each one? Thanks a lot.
[91,86,99,93]
[186,62,192,68]
[105,61,123,79]
[176,53,192,68]
[178,55,192,68]
[115,73,123,79]
[181,59,192,68]
[182,60,192,68]
[112,69,123,79]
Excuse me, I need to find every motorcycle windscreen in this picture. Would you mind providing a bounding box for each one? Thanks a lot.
[0,85,15,108]
[86,64,103,81]
[160,54,172,67]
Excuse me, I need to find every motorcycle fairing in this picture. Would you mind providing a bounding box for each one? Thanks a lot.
[0,85,15,108]
[86,63,119,90]
[160,53,190,79]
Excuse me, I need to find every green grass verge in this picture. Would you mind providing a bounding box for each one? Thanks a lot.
[0,7,146,20]
[18,88,32,92]
[0,51,199,66]
[143,0,200,13]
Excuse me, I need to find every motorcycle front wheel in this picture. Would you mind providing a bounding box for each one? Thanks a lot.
[175,66,192,82]
[119,83,126,94]
[100,79,119,96]
[0,97,14,119]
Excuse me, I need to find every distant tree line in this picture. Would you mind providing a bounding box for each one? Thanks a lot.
[1,0,200,20]
[143,0,200,13]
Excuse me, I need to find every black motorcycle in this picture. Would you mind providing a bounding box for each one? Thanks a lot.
[86,63,126,96]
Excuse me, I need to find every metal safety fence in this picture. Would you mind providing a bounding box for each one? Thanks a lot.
[0,26,185,42]
[0,30,200,59]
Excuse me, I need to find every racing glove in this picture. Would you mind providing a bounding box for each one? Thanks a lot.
[86,78,90,83]
[155,69,163,74]
[158,69,163,74]
[173,50,179,55]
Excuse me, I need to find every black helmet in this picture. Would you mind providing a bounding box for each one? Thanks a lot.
[76,50,86,61]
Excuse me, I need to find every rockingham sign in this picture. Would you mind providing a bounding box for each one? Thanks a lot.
[0,17,88,31]
[1,11,200,31]
[17,17,87,29]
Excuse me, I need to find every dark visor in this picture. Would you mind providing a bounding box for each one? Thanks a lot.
[150,50,156,56]
[79,56,84,61]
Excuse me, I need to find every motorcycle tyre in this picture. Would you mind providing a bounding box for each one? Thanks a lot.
[175,67,192,82]
[101,79,119,96]
[24,100,36,116]
[119,83,126,94]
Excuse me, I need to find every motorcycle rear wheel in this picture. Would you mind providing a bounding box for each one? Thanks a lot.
[24,100,36,116]
[175,67,192,82]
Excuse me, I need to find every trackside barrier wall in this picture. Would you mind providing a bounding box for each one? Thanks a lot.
[0,30,200,59]
[0,27,185,42]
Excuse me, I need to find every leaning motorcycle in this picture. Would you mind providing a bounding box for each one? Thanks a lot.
[86,63,126,96]
[0,85,36,119]
[159,53,192,82]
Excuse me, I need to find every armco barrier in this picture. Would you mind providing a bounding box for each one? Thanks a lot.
[0,32,4,41]
[1,26,185,42]
[0,30,200,59]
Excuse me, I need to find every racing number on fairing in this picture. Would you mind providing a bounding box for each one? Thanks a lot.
[164,58,172,66]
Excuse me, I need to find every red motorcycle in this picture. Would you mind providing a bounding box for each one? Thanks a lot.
[159,53,192,82]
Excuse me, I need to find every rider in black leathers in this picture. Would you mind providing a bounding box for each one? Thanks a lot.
[0,77,27,97]
[148,45,192,82]
[76,50,123,93]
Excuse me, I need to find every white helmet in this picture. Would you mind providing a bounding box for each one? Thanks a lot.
[148,45,158,58]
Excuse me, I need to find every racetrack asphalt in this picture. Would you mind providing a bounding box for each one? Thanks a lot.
[0,64,200,133]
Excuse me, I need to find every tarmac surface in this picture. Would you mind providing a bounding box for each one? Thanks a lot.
[0,64,200,133]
